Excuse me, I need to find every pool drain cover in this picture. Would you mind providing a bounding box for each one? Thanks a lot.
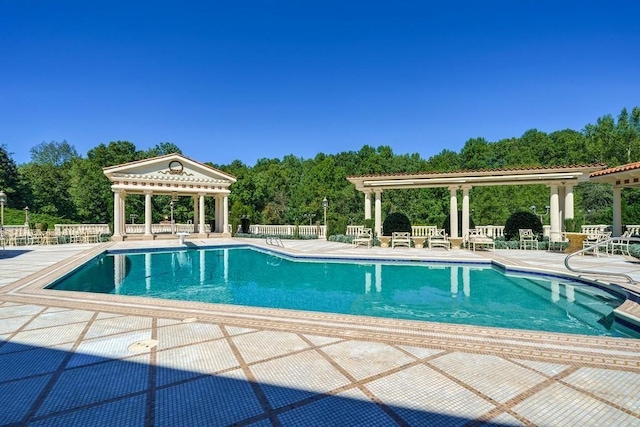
[128,339,158,353]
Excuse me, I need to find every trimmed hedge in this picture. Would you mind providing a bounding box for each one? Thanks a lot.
[504,211,543,240]
[382,212,411,236]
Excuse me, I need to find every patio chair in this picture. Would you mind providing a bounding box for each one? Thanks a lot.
[352,228,373,248]
[548,231,568,252]
[609,230,632,256]
[428,229,450,250]
[519,229,538,250]
[391,231,411,248]
[582,232,611,256]
[466,229,495,251]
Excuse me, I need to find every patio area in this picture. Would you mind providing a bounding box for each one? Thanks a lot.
[1,239,640,426]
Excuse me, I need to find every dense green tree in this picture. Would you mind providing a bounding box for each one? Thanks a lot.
[0,144,23,208]
[30,140,79,166]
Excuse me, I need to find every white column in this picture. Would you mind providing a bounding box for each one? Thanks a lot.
[449,186,458,238]
[113,190,122,239]
[144,191,153,236]
[223,195,229,235]
[462,185,471,238]
[558,186,565,226]
[199,193,206,236]
[374,190,382,237]
[120,192,127,236]
[549,185,560,236]
[612,186,622,236]
[564,184,574,221]
[364,191,372,220]
[193,195,199,233]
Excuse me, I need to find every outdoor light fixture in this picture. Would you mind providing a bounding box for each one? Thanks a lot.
[0,191,6,229]
[24,206,29,227]
[322,197,328,239]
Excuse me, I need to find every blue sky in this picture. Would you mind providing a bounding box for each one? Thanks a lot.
[1,1,638,166]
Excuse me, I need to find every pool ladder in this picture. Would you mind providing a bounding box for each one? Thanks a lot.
[564,236,639,289]
[266,236,284,248]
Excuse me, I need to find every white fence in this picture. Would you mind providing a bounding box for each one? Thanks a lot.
[248,224,326,238]
[474,225,505,238]
[124,223,213,234]
[54,224,111,236]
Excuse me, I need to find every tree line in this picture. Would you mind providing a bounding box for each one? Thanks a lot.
[1,107,639,233]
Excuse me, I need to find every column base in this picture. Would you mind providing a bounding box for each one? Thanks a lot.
[111,235,124,242]
[142,234,154,241]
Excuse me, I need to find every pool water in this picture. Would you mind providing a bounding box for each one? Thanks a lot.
[48,247,637,338]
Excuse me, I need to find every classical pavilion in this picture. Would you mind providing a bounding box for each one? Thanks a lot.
[103,153,236,241]
[348,164,606,239]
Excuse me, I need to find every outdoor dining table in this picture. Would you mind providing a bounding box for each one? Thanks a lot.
[563,232,589,253]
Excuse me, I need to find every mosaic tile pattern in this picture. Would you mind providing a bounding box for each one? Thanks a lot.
[0,239,640,425]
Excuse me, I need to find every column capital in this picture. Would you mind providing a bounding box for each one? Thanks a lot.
[448,185,459,192]
[143,189,154,195]
[460,184,472,190]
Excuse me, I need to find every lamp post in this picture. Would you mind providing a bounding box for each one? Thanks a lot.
[130,214,137,224]
[0,191,6,230]
[322,197,328,240]
[24,206,29,227]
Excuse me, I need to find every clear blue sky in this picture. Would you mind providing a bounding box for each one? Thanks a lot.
[1,1,638,166]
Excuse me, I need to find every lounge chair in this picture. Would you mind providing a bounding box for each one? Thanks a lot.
[519,229,538,250]
[428,229,450,249]
[391,231,411,248]
[466,229,495,251]
[352,228,373,248]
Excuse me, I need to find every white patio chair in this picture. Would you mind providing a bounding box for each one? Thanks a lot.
[428,229,450,250]
[391,232,411,248]
[352,228,373,248]
[519,229,538,250]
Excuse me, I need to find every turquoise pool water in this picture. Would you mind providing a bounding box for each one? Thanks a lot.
[48,247,637,338]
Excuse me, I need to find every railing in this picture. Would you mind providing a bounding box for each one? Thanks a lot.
[124,223,212,234]
[475,225,505,238]
[346,225,364,236]
[411,226,438,237]
[55,224,111,236]
[565,236,639,287]
[581,224,608,235]
[265,236,285,247]
[248,224,326,238]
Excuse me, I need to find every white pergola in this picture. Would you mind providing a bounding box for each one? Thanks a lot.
[103,153,236,241]
[348,165,605,238]
[590,160,640,236]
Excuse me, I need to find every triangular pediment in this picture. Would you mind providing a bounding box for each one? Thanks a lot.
[103,153,236,184]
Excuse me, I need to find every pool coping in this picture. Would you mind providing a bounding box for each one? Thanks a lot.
[3,240,640,371]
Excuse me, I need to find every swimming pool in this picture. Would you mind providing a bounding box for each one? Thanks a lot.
[47,246,638,338]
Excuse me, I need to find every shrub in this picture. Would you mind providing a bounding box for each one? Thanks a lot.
[442,211,475,237]
[382,212,412,236]
[503,211,543,240]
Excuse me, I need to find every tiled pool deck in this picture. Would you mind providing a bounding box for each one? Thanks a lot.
[1,238,640,426]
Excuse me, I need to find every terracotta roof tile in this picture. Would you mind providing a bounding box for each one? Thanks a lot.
[590,161,640,177]
[348,164,606,179]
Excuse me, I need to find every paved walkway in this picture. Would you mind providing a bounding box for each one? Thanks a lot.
[1,239,640,426]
